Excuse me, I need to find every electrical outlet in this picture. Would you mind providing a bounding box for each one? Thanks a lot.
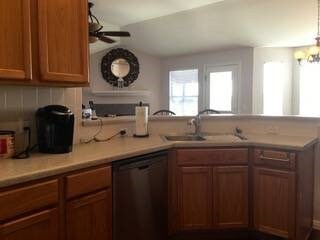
[23,120,31,129]
[120,128,128,136]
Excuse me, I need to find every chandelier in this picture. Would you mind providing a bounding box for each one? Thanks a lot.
[294,0,320,64]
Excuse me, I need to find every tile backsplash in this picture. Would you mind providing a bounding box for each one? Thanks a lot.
[0,86,82,146]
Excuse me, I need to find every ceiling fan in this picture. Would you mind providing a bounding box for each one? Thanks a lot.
[88,2,131,44]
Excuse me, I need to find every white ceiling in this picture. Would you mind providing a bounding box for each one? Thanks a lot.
[91,0,224,26]
[91,0,318,57]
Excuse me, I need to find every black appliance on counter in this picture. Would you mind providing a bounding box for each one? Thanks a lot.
[36,105,74,154]
[113,151,168,240]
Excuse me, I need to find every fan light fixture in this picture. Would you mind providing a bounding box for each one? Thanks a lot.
[294,0,320,64]
[88,2,131,44]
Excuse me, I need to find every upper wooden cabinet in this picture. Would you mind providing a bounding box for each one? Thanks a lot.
[0,0,89,86]
[38,0,89,84]
[0,0,32,81]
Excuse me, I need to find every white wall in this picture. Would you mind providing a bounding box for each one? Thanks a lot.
[161,47,254,114]
[83,47,163,113]
[252,47,293,115]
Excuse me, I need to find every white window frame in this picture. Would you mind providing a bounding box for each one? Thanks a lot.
[204,64,239,113]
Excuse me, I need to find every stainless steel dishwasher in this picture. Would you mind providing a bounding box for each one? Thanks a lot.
[113,151,168,240]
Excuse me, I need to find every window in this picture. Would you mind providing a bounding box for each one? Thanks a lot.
[205,65,238,113]
[263,62,284,115]
[299,63,320,116]
[169,69,198,116]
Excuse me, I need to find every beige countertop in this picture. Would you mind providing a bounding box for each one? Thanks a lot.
[0,134,317,188]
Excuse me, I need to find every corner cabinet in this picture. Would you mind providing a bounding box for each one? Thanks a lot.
[253,168,295,238]
[0,0,32,81]
[253,148,315,240]
[0,0,89,86]
[38,0,89,84]
[169,146,315,240]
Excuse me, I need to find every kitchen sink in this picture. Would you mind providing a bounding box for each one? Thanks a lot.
[164,134,247,142]
[204,134,246,142]
[164,135,206,141]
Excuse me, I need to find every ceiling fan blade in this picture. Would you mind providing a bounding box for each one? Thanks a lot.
[99,31,131,37]
[99,35,116,44]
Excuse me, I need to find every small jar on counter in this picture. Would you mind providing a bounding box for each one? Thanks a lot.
[0,131,15,159]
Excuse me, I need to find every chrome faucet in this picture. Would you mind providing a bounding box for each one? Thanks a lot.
[189,109,220,136]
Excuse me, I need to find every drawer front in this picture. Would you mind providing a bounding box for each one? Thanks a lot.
[177,148,248,166]
[253,149,296,170]
[66,166,111,199]
[0,180,59,221]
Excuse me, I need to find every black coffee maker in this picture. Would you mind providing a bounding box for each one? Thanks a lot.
[36,105,74,154]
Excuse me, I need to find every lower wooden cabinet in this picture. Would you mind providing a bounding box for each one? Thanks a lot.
[170,146,314,240]
[177,165,249,231]
[0,165,112,240]
[253,167,296,239]
[214,166,248,228]
[0,146,314,240]
[66,189,112,240]
[0,208,58,240]
[178,167,213,230]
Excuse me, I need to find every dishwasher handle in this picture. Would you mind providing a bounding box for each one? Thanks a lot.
[113,151,168,171]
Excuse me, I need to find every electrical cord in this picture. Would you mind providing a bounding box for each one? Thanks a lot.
[94,129,127,142]
[83,118,103,143]
[13,127,38,159]
[81,118,127,144]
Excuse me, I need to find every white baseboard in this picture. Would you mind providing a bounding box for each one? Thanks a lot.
[314,220,320,230]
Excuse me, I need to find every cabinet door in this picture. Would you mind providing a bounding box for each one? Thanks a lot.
[38,0,89,83]
[67,190,112,240]
[254,168,295,239]
[0,209,58,240]
[178,167,213,230]
[0,0,32,81]
[213,166,248,229]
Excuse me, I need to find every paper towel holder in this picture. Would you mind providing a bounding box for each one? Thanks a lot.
[134,102,149,138]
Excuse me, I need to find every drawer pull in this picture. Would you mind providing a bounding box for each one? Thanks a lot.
[254,149,296,170]
[259,156,290,163]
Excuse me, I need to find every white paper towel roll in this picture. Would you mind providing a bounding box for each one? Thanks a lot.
[135,106,148,136]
